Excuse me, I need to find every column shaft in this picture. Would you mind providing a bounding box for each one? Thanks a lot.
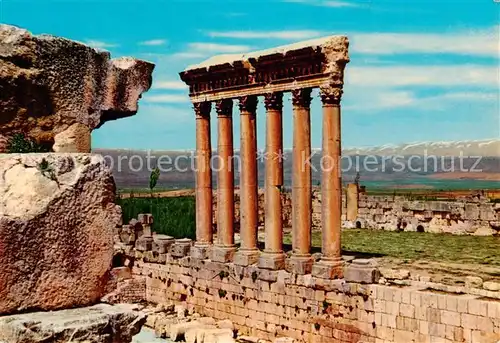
[312,87,344,279]
[194,102,213,246]
[234,96,259,266]
[321,101,342,259]
[210,99,237,262]
[258,92,286,270]
[216,99,235,249]
[289,89,313,275]
[291,89,313,256]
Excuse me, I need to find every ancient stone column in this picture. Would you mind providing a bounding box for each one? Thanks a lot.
[346,183,359,221]
[258,92,286,270]
[191,102,213,259]
[212,99,236,262]
[312,88,344,279]
[289,88,314,275]
[234,96,260,266]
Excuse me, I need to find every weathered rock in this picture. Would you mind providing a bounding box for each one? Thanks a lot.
[0,24,154,152]
[0,153,121,314]
[379,268,410,280]
[465,276,483,289]
[0,303,146,343]
[169,318,217,341]
[483,281,500,292]
[52,123,92,152]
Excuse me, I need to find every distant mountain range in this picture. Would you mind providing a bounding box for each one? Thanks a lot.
[93,139,499,190]
[341,139,499,157]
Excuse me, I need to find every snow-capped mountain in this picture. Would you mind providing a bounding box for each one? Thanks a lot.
[341,139,500,157]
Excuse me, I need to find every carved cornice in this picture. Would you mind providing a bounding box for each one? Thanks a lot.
[264,92,283,111]
[320,87,343,105]
[292,88,312,108]
[215,99,233,117]
[179,36,349,103]
[194,102,211,118]
[238,95,258,113]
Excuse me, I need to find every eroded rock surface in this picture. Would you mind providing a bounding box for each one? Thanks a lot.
[0,24,154,152]
[0,153,122,314]
[0,304,146,343]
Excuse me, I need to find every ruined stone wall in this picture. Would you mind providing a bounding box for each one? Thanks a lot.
[350,194,499,236]
[213,189,499,236]
[112,231,500,343]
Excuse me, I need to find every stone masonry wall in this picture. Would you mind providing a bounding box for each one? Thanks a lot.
[214,189,499,236]
[113,222,500,343]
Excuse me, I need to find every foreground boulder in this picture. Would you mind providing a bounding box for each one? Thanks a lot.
[0,24,154,152]
[0,153,121,314]
[0,303,146,343]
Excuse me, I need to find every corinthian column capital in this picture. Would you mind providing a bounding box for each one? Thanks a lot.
[292,88,313,108]
[239,96,258,113]
[264,92,283,111]
[320,87,343,106]
[215,99,233,117]
[194,102,212,118]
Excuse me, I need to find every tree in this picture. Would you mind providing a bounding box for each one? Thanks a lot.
[149,166,160,191]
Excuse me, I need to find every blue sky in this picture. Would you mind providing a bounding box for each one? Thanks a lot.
[2,0,499,150]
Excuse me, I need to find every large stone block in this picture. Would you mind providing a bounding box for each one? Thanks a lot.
[0,24,154,152]
[0,304,146,343]
[0,154,121,315]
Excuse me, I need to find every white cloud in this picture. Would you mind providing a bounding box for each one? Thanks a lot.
[204,26,498,58]
[85,40,118,49]
[153,80,188,90]
[344,89,497,112]
[206,30,323,40]
[350,27,499,57]
[188,43,252,53]
[144,94,189,103]
[347,65,499,88]
[139,39,168,46]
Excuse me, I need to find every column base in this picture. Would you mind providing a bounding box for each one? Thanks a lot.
[135,236,154,252]
[287,254,314,275]
[258,251,286,270]
[312,257,344,279]
[170,238,193,258]
[233,248,260,266]
[190,243,212,260]
[344,258,380,284]
[211,245,237,263]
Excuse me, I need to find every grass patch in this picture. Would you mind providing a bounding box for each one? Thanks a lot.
[284,230,500,266]
[116,196,196,239]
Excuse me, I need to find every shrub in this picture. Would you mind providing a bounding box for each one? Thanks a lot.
[7,133,51,153]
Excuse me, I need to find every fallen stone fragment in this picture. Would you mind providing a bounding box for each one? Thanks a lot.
[169,318,217,341]
[379,268,410,280]
[185,324,217,343]
[483,281,500,292]
[465,276,483,289]
[0,24,154,152]
[154,315,180,338]
[0,303,146,343]
[203,328,235,343]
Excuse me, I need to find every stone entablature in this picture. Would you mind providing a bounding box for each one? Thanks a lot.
[180,37,349,103]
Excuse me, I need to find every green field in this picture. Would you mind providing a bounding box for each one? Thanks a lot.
[117,196,196,239]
